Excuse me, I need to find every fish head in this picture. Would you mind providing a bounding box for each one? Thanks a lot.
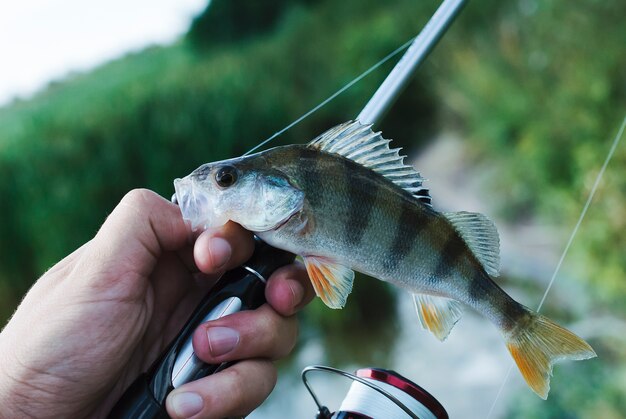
[173,154,304,232]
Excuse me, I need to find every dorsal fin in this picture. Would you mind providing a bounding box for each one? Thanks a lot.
[308,120,431,205]
[444,211,500,277]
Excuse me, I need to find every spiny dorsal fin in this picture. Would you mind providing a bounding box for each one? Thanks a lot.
[444,211,500,277]
[303,255,354,309]
[308,120,431,205]
[413,293,464,341]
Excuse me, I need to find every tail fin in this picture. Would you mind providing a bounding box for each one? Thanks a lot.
[506,312,596,399]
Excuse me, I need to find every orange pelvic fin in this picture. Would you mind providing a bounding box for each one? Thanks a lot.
[303,255,354,309]
[506,312,596,399]
[413,294,464,341]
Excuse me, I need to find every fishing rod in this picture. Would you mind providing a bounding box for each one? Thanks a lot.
[108,0,467,417]
[357,0,465,125]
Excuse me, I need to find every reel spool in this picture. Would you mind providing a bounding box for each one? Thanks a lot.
[302,366,448,419]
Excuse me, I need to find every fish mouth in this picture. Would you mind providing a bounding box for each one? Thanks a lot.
[173,177,222,231]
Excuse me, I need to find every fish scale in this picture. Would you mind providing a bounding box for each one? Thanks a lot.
[343,157,377,248]
[268,145,508,324]
[174,120,596,400]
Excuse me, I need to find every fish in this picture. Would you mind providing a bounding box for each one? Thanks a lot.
[173,120,596,399]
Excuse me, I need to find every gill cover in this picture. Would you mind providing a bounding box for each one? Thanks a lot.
[174,159,304,232]
[240,171,305,231]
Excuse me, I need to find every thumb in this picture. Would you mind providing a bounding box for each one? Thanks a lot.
[83,189,192,282]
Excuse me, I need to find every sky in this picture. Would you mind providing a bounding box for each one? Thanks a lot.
[0,0,208,106]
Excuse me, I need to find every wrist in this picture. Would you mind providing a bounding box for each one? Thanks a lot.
[0,346,75,417]
[0,352,29,415]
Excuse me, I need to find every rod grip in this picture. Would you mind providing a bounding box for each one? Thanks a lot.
[108,240,295,418]
[108,374,169,418]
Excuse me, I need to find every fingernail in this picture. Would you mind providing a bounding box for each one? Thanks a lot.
[209,237,231,269]
[207,326,240,357]
[289,281,304,308]
[170,392,203,418]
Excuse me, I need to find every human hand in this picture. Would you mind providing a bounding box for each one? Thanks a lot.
[0,189,314,418]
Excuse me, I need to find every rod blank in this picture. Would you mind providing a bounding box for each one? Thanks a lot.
[357,0,467,126]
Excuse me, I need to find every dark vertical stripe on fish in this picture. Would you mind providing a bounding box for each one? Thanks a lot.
[468,269,505,328]
[468,269,486,304]
[296,147,324,207]
[470,270,527,331]
[343,158,377,247]
[383,198,421,271]
[433,232,467,281]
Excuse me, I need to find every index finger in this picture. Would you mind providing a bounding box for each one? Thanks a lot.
[265,262,315,316]
[193,222,255,274]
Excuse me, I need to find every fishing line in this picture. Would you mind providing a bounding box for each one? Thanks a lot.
[485,114,626,419]
[536,115,625,312]
[242,37,416,156]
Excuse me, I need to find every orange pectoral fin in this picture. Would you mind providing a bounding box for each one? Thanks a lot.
[303,256,354,309]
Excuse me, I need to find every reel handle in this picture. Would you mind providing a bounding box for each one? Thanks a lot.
[108,240,295,418]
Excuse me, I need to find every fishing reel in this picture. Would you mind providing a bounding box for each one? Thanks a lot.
[302,366,447,419]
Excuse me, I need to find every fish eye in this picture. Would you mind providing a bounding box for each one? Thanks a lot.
[215,165,238,188]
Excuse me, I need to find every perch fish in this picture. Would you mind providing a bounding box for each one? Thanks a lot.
[173,120,596,399]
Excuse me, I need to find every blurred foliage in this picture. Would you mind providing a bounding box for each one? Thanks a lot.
[442,0,626,310]
[188,0,320,47]
[0,0,624,416]
[439,1,625,417]
[301,273,400,366]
